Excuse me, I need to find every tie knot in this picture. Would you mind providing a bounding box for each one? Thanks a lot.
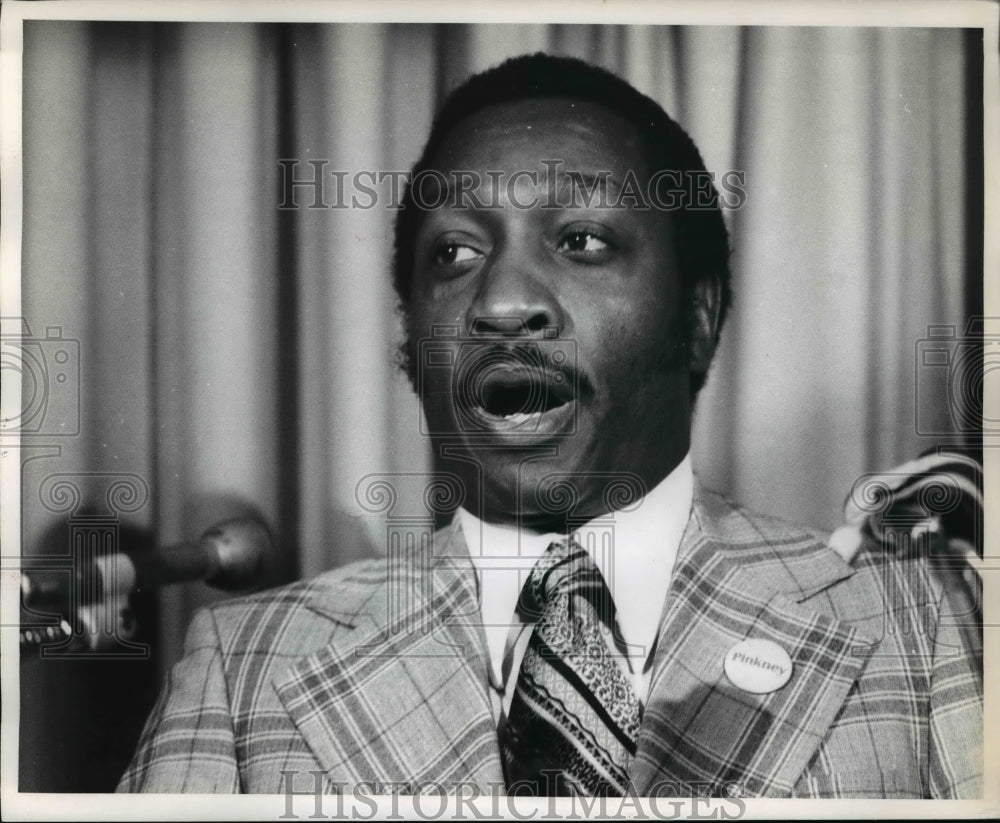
[516,538,612,622]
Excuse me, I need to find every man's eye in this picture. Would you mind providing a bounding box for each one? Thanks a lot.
[557,232,609,254]
[434,243,481,265]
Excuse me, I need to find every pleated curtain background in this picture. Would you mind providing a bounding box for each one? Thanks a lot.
[19,21,980,790]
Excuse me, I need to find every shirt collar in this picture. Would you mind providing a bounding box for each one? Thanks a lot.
[458,455,694,683]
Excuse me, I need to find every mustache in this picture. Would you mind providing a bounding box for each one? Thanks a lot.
[454,342,593,400]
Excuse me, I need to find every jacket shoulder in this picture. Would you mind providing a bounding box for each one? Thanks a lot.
[202,556,389,659]
[693,486,831,549]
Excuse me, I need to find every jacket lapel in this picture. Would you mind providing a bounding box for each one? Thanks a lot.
[272,522,504,789]
[272,486,878,796]
[632,487,879,797]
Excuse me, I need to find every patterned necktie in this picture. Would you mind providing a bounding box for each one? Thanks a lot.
[498,537,642,796]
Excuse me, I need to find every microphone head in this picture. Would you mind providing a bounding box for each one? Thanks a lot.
[200,518,274,591]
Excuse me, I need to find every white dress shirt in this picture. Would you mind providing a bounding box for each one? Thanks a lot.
[458,455,694,723]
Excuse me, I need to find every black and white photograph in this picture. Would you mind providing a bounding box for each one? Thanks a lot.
[1,0,996,818]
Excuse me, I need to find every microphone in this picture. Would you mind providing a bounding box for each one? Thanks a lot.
[129,518,274,592]
[21,518,275,611]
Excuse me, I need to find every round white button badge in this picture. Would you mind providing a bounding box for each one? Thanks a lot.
[723,638,793,694]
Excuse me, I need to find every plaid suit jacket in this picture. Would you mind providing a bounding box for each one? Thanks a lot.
[118,486,982,797]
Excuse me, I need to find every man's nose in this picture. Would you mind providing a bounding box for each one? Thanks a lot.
[466,248,564,337]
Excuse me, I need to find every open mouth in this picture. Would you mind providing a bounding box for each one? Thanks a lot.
[477,370,570,421]
[456,359,577,433]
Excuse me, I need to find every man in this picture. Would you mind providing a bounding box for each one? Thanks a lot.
[118,53,982,798]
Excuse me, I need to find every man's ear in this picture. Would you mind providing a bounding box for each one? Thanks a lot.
[688,276,721,375]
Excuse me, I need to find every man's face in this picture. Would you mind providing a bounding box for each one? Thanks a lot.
[407,98,712,529]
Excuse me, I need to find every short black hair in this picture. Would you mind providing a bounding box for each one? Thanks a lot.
[393,52,732,397]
